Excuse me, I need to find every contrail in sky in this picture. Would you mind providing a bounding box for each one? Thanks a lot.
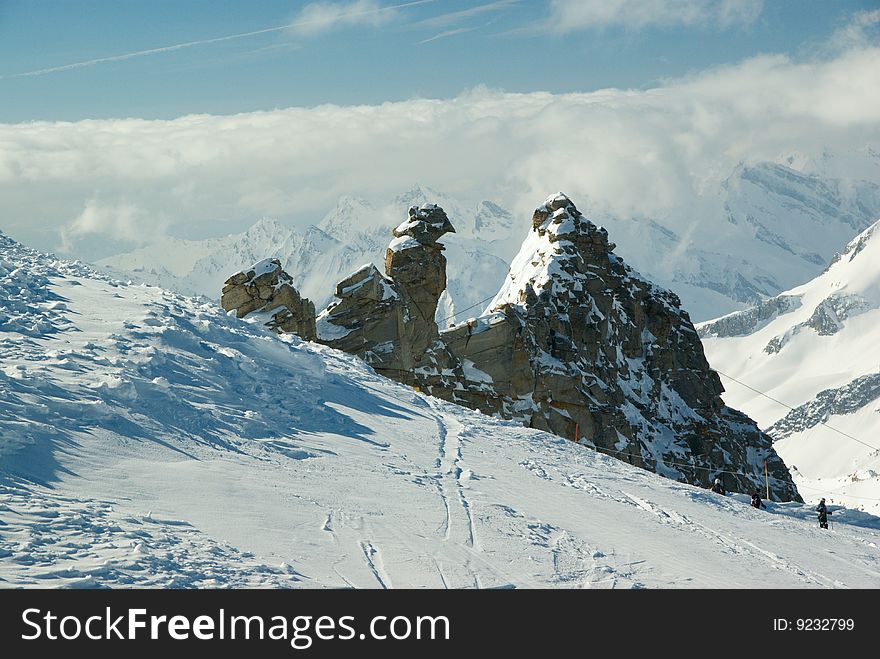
[3,0,439,79]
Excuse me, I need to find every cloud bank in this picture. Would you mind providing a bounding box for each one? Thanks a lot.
[59,200,161,252]
[1,43,878,257]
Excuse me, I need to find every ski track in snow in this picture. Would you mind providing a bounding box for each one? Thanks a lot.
[619,490,833,586]
[359,540,391,590]
[431,408,477,551]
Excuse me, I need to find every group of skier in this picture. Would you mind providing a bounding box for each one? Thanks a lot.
[708,478,831,529]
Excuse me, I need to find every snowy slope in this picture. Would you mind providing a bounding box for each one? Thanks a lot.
[699,220,880,513]
[3,230,880,588]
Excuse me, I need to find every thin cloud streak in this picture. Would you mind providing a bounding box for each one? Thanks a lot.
[2,0,438,79]
[412,0,519,30]
[541,0,763,33]
[418,26,480,44]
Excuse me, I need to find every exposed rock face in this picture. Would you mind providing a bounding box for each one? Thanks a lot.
[315,194,801,501]
[767,373,880,440]
[221,258,316,340]
[697,295,802,339]
[315,263,404,377]
[316,204,462,386]
[757,292,872,354]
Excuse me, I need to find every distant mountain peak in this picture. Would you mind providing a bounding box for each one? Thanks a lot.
[244,217,293,240]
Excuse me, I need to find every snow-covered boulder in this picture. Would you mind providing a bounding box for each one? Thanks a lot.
[221,258,316,340]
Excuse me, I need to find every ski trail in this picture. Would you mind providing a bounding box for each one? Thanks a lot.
[434,560,449,589]
[359,540,392,590]
[439,492,452,540]
[435,410,478,550]
[319,511,373,588]
[332,565,358,589]
[620,491,836,587]
[432,420,453,540]
[450,427,475,547]
[426,398,478,550]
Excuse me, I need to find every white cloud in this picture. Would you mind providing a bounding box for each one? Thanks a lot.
[59,200,161,252]
[543,0,763,31]
[419,26,479,44]
[289,0,420,36]
[1,44,878,257]
[828,9,880,51]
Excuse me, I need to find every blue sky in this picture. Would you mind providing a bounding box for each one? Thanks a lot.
[0,0,875,122]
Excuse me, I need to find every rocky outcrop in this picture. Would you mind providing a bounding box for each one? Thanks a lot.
[314,263,404,376]
[767,373,880,440]
[314,194,801,501]
[760,292,872,354]
[316,204,463,386]
[221,258,316,340]
[437,194,799,500]
[697,295,801,339]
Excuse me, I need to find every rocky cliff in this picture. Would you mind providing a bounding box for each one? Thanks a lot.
[436,195,799,499]
[245,196,801,501]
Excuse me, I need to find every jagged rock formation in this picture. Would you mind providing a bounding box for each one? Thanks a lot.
[221,258,316,340]
[314,194,801,501]
[316,204,465,387]
[700,289,870,354]
[438,194,798,500]
[697,295,802,339]
[762,292,871,354]
[767,373,880,440]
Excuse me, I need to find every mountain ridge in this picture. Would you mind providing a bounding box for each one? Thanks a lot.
[96,161,880,323]
[700,218,880,512]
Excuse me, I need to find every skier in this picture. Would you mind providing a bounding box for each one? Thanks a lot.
[750,491,766,509]
[816,498,831,529]
[710,478,726,495]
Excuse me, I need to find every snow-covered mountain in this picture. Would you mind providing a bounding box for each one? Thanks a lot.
[699,220,880,513]
[3,229,880,588]
[99,186,521,328]
[593,161,880,320]
[97,162,880,324]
